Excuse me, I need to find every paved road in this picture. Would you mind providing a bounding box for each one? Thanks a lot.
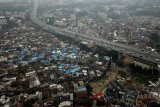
[30,0,160,65]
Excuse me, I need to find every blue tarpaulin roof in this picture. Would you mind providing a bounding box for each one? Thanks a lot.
[31,57,38,61]
[11,47,79,66]
[32,52,38,56]
[40,60,50,64]
[58,64,80,74]
[38,53,45,59]
[7,60,13,65]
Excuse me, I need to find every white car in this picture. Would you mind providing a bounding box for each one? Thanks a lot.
[155,59,160,62]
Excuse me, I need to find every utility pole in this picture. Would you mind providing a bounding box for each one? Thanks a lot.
[116,21,119,37]
[75,13,79,34]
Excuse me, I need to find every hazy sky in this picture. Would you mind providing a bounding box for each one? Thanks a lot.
[0,0,21,2]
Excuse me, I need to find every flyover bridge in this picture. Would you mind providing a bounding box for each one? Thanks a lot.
[30,0,160,65]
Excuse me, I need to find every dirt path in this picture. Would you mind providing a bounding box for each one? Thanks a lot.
[90,68,118,93]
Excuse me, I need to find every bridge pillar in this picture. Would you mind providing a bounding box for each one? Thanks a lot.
[118,52,123,59]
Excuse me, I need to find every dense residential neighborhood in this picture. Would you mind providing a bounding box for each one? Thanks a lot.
[0,0,160,107]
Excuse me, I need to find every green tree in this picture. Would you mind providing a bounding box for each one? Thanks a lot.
[86,98,94,106]
[53,97,61,107]
[149,33,159,43]
[86,83,93,96]
[24,100,32,107]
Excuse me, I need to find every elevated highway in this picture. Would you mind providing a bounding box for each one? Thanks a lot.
[30,0,160,65]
